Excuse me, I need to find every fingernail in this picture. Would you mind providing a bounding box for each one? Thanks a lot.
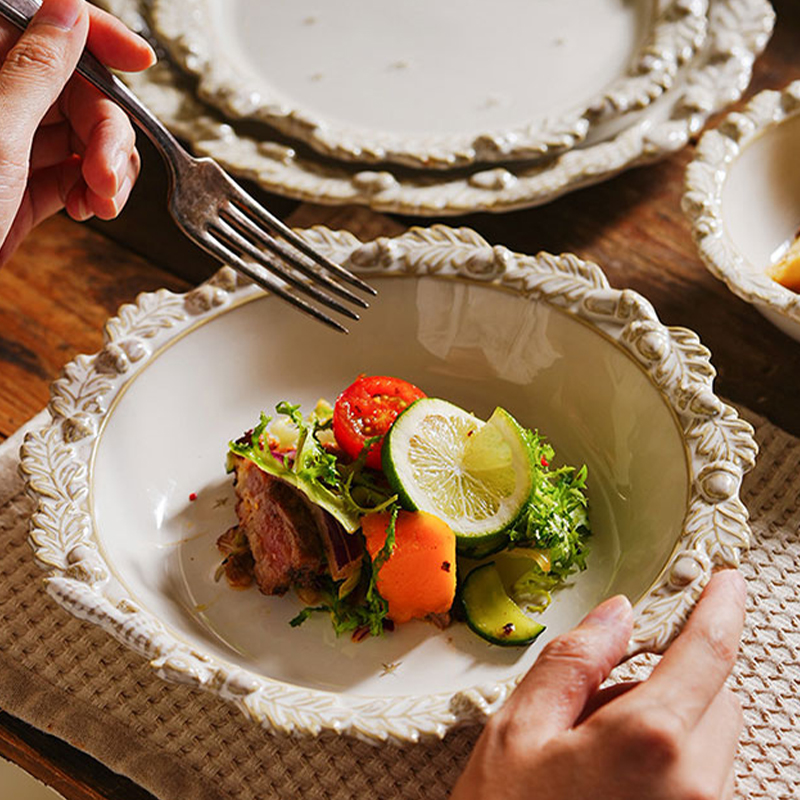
[143,41,157,68]
[112,150,128,192]
[75,195,90,221]
[580,594,631,628]
[113,174,133,214]
[714,568,747,601]
[35,0,83,31]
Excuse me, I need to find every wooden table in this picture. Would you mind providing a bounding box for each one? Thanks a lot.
[1,2,798,797]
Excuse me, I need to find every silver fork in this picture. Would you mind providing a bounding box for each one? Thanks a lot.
[0,0,375,332]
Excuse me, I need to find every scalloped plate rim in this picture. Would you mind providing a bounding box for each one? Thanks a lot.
[147,0,708,170]
[683,80,800,342]
[20,225,757,743]
[92,0,774,215]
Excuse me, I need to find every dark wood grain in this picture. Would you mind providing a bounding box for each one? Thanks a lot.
[0,713,156,800]
[0,215,188,442]
[0,2,798,798]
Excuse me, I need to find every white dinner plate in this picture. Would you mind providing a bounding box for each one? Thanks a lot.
[21,226,756,742]
[149,0,708,170]
[98,0,773,215]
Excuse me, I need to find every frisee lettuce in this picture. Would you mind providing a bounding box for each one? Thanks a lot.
[500,428,590,591]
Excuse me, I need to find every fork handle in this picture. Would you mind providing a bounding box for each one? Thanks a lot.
[0,0,190,182]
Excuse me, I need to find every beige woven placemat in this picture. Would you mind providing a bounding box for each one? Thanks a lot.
[1,407,798,800]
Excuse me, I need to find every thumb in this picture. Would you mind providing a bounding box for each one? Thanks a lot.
[0,0,88,159]
[497,594,633,746]
[0,0,88,243]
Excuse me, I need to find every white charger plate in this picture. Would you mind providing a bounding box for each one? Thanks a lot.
[100,0,773,215]
[21,226,756,742]
[684,81,800,343]
[149,0,708,170]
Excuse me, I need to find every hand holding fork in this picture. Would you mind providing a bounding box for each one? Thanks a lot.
[0,0,373,331]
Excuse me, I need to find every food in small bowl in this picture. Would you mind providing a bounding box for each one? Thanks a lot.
[767,229,800,293]
[683,81,800,342]
[217,376,590,647]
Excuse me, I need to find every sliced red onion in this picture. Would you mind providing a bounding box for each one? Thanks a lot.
[319,512,363,581]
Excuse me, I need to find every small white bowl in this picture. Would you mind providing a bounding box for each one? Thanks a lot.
[21,226,756,743]
[683,80,800,342]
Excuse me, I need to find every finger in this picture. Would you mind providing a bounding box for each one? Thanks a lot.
[681,688,742,799]
[30,120,73,169]
[86,4,155,72]
[30,119,87,170]
[495,595,633,746]
[0,0,89,152]
[641,570,746,730]
[576,681,640,724]
[61,77,136,196]
[4,5,156,71]
[0,0,88,243]
[64,174,92,221]
[723,770,736,800]
[0,155,82,265]
[81,148,139,220]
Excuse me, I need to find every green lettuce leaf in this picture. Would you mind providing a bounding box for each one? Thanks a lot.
[228,402,396,532]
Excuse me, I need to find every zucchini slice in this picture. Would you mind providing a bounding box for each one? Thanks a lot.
[460,562,545,647]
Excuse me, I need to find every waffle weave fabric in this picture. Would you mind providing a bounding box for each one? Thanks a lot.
[0,408,798,800]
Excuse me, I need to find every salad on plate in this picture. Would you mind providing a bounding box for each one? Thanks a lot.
[217,375,590,646]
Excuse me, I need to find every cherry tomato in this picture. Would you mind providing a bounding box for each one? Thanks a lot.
[333,375,426,469]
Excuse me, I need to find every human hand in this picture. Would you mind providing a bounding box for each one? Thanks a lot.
[0,0,155,265]
[451,569,746,800]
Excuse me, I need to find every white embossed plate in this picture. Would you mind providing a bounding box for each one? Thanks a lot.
[21,227,756,742]
[683,81,800,343]
[149,0,708,170]
[100,0,772,215]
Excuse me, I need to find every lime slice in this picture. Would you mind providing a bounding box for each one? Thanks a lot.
[383,399,532,550]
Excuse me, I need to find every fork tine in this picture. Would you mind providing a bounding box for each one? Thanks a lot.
[221,204,369,309]
[210,220,359,321]
[197,232,349,334]
[229,192,377,295]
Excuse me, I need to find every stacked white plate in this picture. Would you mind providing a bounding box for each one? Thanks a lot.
[102,0,774,214]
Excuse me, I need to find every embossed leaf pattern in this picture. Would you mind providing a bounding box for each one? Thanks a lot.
[685,406,758,468]
[667,327,716,384]
[30,505,90,571]
[630,586,700,653]
[149,0,713,170]
[519,252,609,303]
[395,226,494,274]
[243,689,354,737]
[105,289,186,342]
[296,226,363,265]
[47,578,177,664]
[21,428,90,569]
[21,427,87,501]
[50,356,114,419]
[685,496,751,568]
[717,0,776,50]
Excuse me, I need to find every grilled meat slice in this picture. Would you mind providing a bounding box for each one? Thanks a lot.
[216,525,255,588]
[225,454,326,595]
